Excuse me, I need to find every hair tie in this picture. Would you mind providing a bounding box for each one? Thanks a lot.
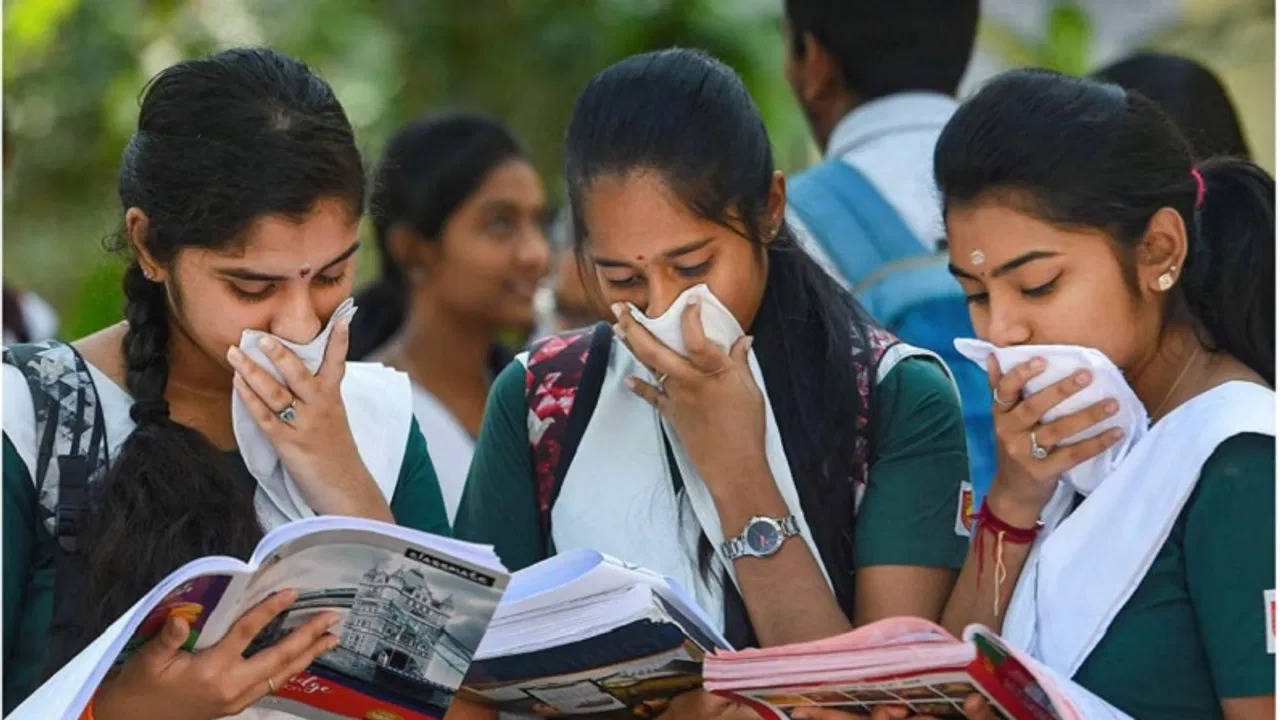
[129,398,170,425]
[1191,167,1206,208]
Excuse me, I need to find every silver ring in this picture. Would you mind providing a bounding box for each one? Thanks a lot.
[993,387,1015,409]
[267,677,277,693]
[654,373,669,395]
[276,400,298,424]
[1030,430,1051,460]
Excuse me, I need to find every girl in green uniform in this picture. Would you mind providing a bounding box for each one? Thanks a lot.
[453,48,972,719]
[3,48,448,718]
[802,69,1275,720]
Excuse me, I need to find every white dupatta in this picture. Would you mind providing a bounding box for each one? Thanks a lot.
[1003,381,1275,677]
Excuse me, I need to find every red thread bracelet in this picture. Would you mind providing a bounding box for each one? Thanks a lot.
[973,499,1042,616]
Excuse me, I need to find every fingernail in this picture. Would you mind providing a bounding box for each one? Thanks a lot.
[1104,400,1119,414]
[686,294,699,307]
[1030,357,1046,370]
[258,336,279,351]
[1109,428,1126,442]
[611,302,625,319]
[327,614,342,628]
[1075,370,1092,386]
[744,335,755,352]
[612,323,626,340]
[623,377,637,391]
[227,346,244,362]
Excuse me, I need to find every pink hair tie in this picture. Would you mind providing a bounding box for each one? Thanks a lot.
[1191,167,1206,208]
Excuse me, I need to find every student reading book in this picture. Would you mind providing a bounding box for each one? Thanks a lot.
[2,48,450,719]
[460,549,727,718]
[10,516,507,720]
[454,47,972,719]
[702,617,1127,720]
[931,70,1275,720]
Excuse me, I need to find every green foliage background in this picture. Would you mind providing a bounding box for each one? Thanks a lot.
[4,0,1273,338]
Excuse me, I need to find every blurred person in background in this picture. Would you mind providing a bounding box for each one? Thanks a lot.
[533,206,602,337]
[780,0,996,510]
[349,113,551,526]
[2,283,59,344]
[1093,51,1251,161]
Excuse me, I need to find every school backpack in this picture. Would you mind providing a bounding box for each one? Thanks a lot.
[3,340,110,676]
[787,158,996,500]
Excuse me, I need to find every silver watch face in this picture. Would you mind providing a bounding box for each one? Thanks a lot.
[744,517,783,555]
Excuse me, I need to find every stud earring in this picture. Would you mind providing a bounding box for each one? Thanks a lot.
[1157,266,1177,292]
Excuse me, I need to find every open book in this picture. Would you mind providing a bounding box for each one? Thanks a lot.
[11,516,509,720]
[703,617,1130,720]
[459,549,730,718]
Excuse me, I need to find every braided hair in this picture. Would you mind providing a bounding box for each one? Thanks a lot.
[55,47,365,668]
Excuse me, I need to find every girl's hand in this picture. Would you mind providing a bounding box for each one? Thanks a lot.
[613,296,768,501]
[790,694,1002,720]
[227,316,392,521]
[655,689,759,720]
[94,590,340,720]
[985,356,1125,526]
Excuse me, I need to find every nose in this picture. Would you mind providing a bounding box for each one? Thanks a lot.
[269,288,323,344]
[983,299,1032,347]
[642,275,686,319]
[516,223,551,277]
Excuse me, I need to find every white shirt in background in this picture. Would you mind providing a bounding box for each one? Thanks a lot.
[410,382,475,526]
[788,91,959,289]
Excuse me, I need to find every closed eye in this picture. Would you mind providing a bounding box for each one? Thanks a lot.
[228,281,276,301]
[314,270,346,287]
[604,274,642,289]
[964,292,989,306]
[674,260,711,278]
[1022,274,1060,298]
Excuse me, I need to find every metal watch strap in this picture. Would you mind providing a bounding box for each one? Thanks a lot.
[721,515,800,560]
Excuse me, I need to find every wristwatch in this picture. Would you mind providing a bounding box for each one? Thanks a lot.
[721,515,800,560]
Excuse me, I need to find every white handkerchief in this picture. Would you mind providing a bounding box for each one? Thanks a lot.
[627,284,744,361]
[953,339,1148,494]
[232,298,358,524]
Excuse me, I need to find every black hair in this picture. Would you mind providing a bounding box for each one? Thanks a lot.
[348,113,528,359]
[1093,52,1250,160]
[935,69,1273,385]
[784,0,979,100]
[3,284,30,343]
[63,47,365,664]
[564,48,875,634]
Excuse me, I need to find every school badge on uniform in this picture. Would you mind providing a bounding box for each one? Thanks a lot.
[1265,589,1276,654]
[954,481,975,537]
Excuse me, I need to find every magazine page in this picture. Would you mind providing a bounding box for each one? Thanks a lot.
[8,555,251,720]
[715,668,1021,720]
[202,523,508,720]
[464,632,709,718]
[963,627,1132,720]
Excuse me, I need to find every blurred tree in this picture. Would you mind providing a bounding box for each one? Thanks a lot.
[3,0,809,333]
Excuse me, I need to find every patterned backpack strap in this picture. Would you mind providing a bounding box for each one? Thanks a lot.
[848,322,902,513]
[524,322,614,543]
[2,340,109,551]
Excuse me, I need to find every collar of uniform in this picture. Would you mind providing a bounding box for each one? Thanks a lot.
[825,91,959,160]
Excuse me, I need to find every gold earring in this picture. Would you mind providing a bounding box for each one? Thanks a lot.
[1157,267,1176,291]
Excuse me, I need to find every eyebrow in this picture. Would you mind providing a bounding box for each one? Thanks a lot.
[592,237,714,268]
[217,241,361,282]
[948,250,1061,280]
